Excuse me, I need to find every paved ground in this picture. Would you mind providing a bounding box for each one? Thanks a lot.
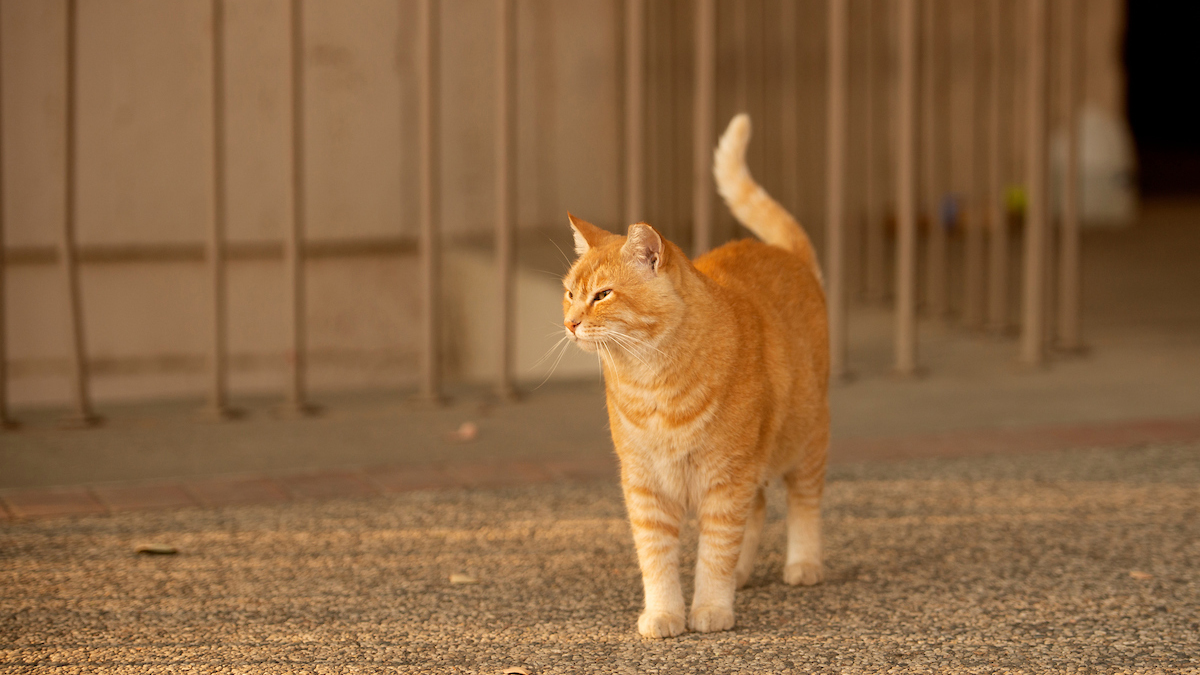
[2,444,1197,673]
[1,201,1198,672]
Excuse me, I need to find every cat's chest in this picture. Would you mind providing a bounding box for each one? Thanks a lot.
[608,384,715,455]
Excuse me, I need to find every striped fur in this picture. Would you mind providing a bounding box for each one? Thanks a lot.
[563,114,829,638]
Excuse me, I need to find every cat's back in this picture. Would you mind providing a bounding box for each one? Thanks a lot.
[694,238,826,329]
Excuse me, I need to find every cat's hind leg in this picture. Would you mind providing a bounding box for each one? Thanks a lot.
[782,437,827,586]
[734,486,767,588]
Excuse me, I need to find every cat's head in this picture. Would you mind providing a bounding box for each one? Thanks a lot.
[561,213,684,356]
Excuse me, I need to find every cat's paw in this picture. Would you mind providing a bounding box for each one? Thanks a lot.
[688,605,735,633]
[783,561,824,586]
[638,610,686,639]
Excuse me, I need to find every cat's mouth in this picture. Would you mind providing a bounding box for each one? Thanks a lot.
[568,330,600,352]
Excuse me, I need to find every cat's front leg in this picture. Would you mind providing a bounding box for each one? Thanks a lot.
[689,489,752,633]
[624,484,686,638]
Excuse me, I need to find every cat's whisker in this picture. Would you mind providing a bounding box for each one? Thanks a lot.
[531,335,570,369]
[607,329,668,357]
[533,339,572,390]
[548,237,574,269]
[602,332,651,369]
[599,340,621,386]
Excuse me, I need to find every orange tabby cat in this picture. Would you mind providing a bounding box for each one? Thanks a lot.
[563,114,828,638]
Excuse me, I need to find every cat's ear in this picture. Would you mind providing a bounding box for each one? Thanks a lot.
[622,223,664,277]
[567,213,610,256]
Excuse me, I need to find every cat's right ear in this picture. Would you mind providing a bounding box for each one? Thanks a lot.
[567,213,609,256]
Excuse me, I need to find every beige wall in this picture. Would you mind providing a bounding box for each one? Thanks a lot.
[0,0,1128,407]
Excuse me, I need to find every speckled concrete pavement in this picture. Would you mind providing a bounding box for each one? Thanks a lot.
[3,444,1198,674]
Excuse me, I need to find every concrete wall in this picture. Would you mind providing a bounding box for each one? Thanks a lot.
[0,0,1129,408]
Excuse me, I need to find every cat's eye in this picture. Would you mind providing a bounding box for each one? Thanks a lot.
[592,289,612,304]
[567,290,574,300]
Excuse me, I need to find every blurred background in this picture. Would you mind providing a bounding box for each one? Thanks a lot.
[1,0,1198,491]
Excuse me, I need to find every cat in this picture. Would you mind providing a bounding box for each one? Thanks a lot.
[562,114,829,638]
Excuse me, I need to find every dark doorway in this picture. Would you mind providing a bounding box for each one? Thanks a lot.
[1125,2,1200,195]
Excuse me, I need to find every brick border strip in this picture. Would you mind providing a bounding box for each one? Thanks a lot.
[3,417,1199,522]
[0,455,619,521]
[832,416,1200,464]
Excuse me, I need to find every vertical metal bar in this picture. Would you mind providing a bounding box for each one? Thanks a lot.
[894,0,919,375]
[863,0,886,305]
[986,0,1008,333]
[60,0,99,426]
[733,0,748,114]
[777,0,799,217]
[746,0,765,183]
[1019,0,1048,366]
[417,0,443,401]
[962,0,987,330]
[1056,0,1083,351]
[0,0,13,429]
[921,0,947,317]
[495,0,517,399]
[624,0,644,225]
[283,0,315,414]
[205,0,235,419]
[826,0,848,381]
[692,0,715,257]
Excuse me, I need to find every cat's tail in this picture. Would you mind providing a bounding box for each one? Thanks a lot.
[713,114,821,281]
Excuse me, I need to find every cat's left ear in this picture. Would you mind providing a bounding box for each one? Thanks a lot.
[622,223,664,277]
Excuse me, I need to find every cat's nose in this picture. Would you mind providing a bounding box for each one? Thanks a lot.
[565,319,581,334]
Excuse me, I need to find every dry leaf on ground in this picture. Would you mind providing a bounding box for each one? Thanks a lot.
[449,573,478,585]
[447,421,479,443]
[135,543,177,555]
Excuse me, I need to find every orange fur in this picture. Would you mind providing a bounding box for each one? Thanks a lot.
[563,114,829,638]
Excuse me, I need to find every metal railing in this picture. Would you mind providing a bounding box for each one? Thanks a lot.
[0,0,1085,428]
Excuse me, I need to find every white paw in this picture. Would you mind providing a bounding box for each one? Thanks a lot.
[638,610,686,639]
[688,605,735,633]
[783,561,824,586]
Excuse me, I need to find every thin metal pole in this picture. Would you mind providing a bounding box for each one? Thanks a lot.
[60,0,99,426]
[986,0,1008,333]
[1056,0,1083,352]
[0,0,13,428]
[417,0,443,402]
[206,0,235,419]
[495,0,517,399]
[283,0,315,414]
[863,0,886,305]
[826,0,848,381]
[692,0,715,258]
[1019,0,1049,366]
[962,0,987,330]
[624,0,644,225]
[777,0,799,218]
[921,0,947,317]
[894,0,919,376]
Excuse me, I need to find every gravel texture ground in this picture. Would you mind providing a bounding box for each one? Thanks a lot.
[2,444,1198,674]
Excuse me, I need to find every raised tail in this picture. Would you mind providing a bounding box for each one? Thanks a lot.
[713,114,821,281]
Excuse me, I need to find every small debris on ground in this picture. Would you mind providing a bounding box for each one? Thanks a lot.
[1129,570,1154,580]
[135,543,177,555]
[449,573,478,585]
[447,421,479,443]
